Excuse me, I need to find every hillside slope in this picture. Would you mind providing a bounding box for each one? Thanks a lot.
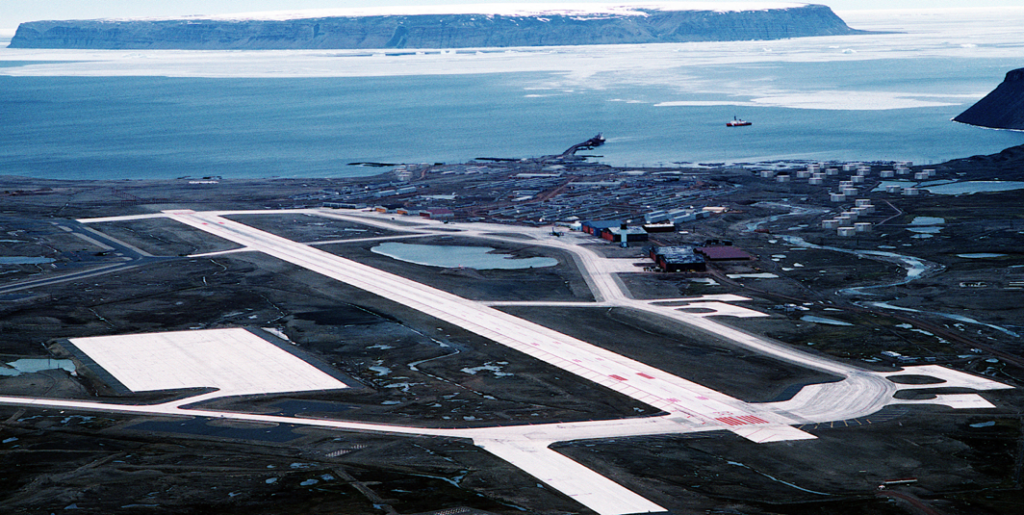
[954,68,1024,131]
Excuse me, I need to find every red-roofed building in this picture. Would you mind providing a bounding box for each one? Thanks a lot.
[695,246,753,261]
[421,208,455,220]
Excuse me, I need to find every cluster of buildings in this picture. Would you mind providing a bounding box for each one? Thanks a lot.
[312,158,721,226]
[753,161,943,237]
[643,207,712,225]
[578,220,650,243]
[646,243,754,272]
[572,205,727,244]
[371,205,456,220]
[821,198,877,237]
[756,161,935,203]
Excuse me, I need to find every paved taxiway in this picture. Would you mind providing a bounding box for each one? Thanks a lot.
[161,210,816,436]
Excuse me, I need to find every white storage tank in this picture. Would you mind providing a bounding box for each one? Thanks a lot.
[843,187,859,196]
[855,199,871,206]
[838,226,857,237]
[830,193,846,202]
[880,170,895,178]
[851,175,865,184]
[809,177,824,185]
[903,187,919,196]
[855,222,872,232]
[886,185,902,194]
[822,219,840,229]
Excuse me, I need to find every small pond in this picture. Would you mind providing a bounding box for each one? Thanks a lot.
[924,181,1024,195]
[908,217,944,235]
[957,253,1007,259]
[0,358,76,377]
[801,315,854,327]
[0,257,55,265]
[371,242,557,270]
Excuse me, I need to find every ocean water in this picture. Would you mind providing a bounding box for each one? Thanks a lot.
[1,8,1023,180]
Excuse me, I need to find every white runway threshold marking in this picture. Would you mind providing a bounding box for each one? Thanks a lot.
[69,328,348,398]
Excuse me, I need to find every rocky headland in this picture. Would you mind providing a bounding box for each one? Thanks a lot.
[954,67,1024,131]
[8,3,864,50]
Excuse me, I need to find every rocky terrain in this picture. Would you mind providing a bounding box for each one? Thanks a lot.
[8,4,863,50]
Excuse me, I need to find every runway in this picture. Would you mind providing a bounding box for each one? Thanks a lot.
[162,210,811,435]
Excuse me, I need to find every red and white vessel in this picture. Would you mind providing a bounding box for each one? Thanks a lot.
[726,116,752,127]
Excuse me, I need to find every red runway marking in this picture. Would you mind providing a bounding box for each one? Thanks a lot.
[739,415,768,424]
[609,374,628,381]
[716,417,747,426]
[637,372,655,379]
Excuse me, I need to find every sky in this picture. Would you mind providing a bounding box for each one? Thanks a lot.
[1,0,1020,31]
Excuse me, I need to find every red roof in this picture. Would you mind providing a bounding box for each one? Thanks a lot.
[695,246,753,260]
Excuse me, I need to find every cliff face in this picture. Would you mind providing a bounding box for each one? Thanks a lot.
[9,5,862,50]
[954,68,1024,131]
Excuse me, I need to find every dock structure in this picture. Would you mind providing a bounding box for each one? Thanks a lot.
[558,133,606,159]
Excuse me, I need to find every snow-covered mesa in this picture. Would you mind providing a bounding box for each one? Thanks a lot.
[131,3,809,22]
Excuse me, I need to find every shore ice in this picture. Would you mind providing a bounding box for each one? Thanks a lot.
[1,8,1023,114]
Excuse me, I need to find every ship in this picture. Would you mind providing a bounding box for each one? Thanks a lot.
[726,116,752,127]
